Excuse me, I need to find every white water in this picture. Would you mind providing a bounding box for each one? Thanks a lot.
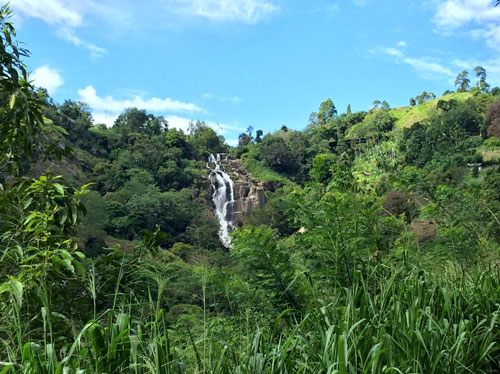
[207,153,237,247]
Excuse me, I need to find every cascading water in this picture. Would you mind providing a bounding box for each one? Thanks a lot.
[207,153,237,247]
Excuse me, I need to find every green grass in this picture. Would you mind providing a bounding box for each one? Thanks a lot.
[391,92,473,128]
[2,263,498,373]
[241,155,292,185]
[482,149,500,162]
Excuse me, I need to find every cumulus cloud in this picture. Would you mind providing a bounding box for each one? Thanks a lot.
[78,86,228,132]
[434,0,500,28]
[433,0,500,50]
[78,85,202,114]
[77,86,245,139]
[149,115,243,138]
[31,65,64,94]
[165,0,279,24]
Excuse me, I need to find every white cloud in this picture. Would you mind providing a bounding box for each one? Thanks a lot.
[79,85,208,129]
[78,85,202,114]
[31,65,64,94]
[402,57,455,77]
[397,40,407,47]
[10,0,82,27]
[225,139,239,146]
[165,0,279,24]
[230,96,243,103]
[164,115,244,136]
[10,0,107,55]
[56,29,107,57]
[79,86,245,137]
[92,112,117,127]
[433,0,500,49]
[353,0,367,6]
[377,44,455,78]
[202,93,243,103]
[434,0,500,28]
[381,47,403,58]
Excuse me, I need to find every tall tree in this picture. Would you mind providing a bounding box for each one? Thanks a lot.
[246,125,253,138]
[474,66,489,93]
[317,98,337,125]
[255,129,263,143]
[455,70,470,92]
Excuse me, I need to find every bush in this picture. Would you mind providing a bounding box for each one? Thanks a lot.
[383,191,412,221]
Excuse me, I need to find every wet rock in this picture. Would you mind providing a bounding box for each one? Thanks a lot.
[207,155,267,228]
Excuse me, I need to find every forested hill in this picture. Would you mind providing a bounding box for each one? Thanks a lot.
[39,82,500,260]
[40,104,231,254]
[1,4,500,372]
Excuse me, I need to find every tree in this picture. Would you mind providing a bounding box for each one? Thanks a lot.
[231,226,303,310]
[114,108,168,136]
[400,122,431,166]
[409,97,416,107]
[0,6,58,176]
[474,66,489,93]
[346,104,352,115]
[238,132,251,147]
[246,125,253,138]
[0,6,89,360]
[310,153,337,183]
[455,70,470,92]
[255,129,263,143]
[317,98,337,125]
[188,121,227,158]
[485,101,500,138]
[259,136,297,173]
[416,91,435,105]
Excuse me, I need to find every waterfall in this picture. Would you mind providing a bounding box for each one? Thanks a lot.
[207,153,237,247]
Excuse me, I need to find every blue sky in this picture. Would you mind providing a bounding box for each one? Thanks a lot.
[11,0,500,146]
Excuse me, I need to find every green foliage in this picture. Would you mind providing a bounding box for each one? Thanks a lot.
[455,70,471,92]
[291,185,381,287]
[347,109,395,139]
[317,98,337,125]
[310,153,337,183]
[0,6,65,177]
[114,107,167,136]
[232,226,303,311]
[188,121,228,159]
[2,8,500,373]
[259,136,298,174]
[400,99,481,167]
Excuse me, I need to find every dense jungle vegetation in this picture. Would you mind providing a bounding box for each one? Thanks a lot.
[1,5,500,373]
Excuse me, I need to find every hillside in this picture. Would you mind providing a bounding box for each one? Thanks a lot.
[391,92,474,128]
[1,7,500,373]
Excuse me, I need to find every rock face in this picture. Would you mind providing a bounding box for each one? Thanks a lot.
[207,154,267,245]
